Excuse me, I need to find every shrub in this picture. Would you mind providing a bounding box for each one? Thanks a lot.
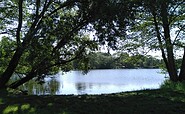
[160,80,185,92]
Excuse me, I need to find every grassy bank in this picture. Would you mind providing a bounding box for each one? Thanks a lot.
[1,88,185,114]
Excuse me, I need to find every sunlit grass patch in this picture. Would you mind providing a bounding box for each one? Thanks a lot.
[47,103,53,106]
[1,103,35,114]
[3,105,19,114]
[21,104,30,111]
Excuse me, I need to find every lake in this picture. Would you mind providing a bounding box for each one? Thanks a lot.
[20,69,167,95]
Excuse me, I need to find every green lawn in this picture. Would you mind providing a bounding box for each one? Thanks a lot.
[1,89,185,114]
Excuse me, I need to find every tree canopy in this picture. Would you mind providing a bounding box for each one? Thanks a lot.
[0,0,185,90]
[90,0,185,82]
[124,0,185,81]
[0,0,100,89]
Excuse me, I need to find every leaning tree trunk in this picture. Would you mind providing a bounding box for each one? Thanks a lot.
[8,70,37,89]
[0,0,24,89]
[0,47,24,89]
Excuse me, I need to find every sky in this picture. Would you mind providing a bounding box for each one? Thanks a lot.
[0,26,183,59]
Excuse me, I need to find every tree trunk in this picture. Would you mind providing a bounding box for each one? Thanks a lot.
[0,47,24,89]
[0,14,41,89]
[178,47,185,81]
[152,11,170,77]
[0,0,24,89]
[166,49,178,81]
[160,1,178,82]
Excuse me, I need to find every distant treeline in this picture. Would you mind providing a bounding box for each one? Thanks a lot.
[74,52,164,69]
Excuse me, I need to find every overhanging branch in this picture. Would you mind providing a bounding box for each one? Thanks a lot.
[53,19,89,51]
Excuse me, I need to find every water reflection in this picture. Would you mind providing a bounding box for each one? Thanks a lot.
[15,69,166,95]
[75,83,86,94]
[19,78,60,95]
[75,83,94,94]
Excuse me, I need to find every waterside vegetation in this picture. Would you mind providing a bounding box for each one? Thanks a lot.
[84,52,163,69]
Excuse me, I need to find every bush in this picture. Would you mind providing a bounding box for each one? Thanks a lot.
[160,80,185,92]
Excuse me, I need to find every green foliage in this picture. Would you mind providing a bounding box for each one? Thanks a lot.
[160,80,185,93]
[115,53,163,69]
[115,0,185,81]
[1,0,185,88]
[0,0,103,89]
[75,52,162,69]
[0,37,16,75]
[87,52,116,69]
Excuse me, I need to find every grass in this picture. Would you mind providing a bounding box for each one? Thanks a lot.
[1,88,185,114]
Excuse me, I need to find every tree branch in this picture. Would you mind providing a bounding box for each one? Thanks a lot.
[0,31,8,34]
[8,46,85,89]
[53,19,88,51]
[152,10,169,68]
[46,0,85,18]
[169,1,185,25]
[35,0,40,19]
[47,46,86,70]
[16,0,23,47]
[22,0,52,48]
[173,25,185,45]
[8,69,37,89]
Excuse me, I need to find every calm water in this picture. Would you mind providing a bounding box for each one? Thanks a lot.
[20,69,167,95]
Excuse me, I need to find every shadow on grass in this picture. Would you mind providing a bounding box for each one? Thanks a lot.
[0,89,185,114]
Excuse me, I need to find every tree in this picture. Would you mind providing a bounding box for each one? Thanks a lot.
[0,0,135,90]
[114,52,162,69]
[89,0,185,82]
[136,0,185,81]
[109,0,184,81]
[0,0,100,89]
[87,52,116,69]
